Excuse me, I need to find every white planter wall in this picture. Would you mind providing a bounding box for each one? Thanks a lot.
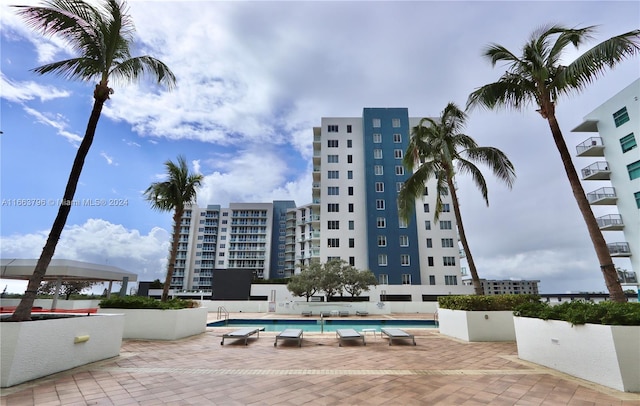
[1,314,124,387]
[514,317,640,392]
[438,309,516,341]
[98,307,208,340]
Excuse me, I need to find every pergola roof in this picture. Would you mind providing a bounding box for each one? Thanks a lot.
[0,259,137,282]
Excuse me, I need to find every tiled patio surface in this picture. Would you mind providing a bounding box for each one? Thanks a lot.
[1,313,639,405]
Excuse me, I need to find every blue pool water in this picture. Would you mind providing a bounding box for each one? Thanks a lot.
[207,318,436,332]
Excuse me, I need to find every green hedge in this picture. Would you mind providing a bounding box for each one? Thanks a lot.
[438,294,540,311]
[513,300,640,326]
[99,296,199,310]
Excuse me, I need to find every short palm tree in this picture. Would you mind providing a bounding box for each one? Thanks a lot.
[144,156,203,302]
[10,0,176,321]
[467,24,640,302]
[398,102,516,295]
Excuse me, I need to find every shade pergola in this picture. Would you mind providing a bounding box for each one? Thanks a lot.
[1,258,138,308]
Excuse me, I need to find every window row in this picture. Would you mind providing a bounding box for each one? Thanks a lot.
[326,125,353,133]
[372,133,403,143]
[373,149,404,159]
[372,118,402,128]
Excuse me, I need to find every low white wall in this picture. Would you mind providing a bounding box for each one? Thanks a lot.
[514,317,640,392]
[1,314,124,387]
[98,307,208,340]
[438,309,516,341]
[0,299,101,310]
[203,300,439,315]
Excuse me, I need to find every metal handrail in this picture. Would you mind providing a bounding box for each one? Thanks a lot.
[217,306,229,324]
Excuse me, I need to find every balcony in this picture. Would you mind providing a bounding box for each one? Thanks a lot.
[581,161,610,180]
[608,242,631,257]
[597,214,624,231]
[576,137,605,157]
[586,187,617,205]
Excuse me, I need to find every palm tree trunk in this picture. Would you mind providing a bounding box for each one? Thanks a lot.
[162,209,183,302]
[10,95,106,321]
[546,114,627,302]
[446,176,483,295]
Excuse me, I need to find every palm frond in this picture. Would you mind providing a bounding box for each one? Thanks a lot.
[466,74,537,111]
[110,56,177,89]
[464,147,516,189]
[483,44,521,67]
[32,57,101,81]
[144,155,203,213]
[397,161,437,222]
[456,158,490,206]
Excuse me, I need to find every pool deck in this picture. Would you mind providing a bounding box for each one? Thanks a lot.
[1,312,639,405]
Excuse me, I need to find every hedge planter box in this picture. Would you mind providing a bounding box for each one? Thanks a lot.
[98,307,208,340]
[1,313,124,388]
[438,309,516,341]
[514,316,640,392]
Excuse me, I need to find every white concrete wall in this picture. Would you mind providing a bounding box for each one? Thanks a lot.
[97,307,207,340]
[514,317,640,392]
[438,309,516,341]
[1,314,124,387]
[0,299,101,310]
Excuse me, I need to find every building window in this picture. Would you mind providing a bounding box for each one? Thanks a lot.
[349,220,354,230]
[373,118,381,128]
[394,149,403,159]
[374,165,384,175]
[375,182,384,192]
[328,238,340,248]
[442,203,450,212]
[328,203,339,212]
[378,254,387,266]
[328,186,339,195]
[327,154,339,163]
[348,203,354,212]
[443,256,456,266]
[401,254,410,266]
[379,274,388,284]
[348,186,354,195]
[327,139,339,148]
[347,170,353,179]
[377,217,386,228]
[328,170,339,179]
[442,238,454,248]
[428,256,434,266]
[423,187,428,196]
[347,139,352,148]
[445,275,458,285]
[628,160,640,180]
[392,118,401,128]
[328,125,339,132]
[423,203,429,213]
[635,191,640,209]
[327,220,340,230]
[377,235,387,247]
[440,220,452,230]
[402,274,412,285]
[396,182,403,192]
[376,199,385,210]
[399,235,409,247]
[395,166,404,175]
[425,220,431,230]
[613,107,630,127]
[347,155,353,163]
[347,125,352,134]
[620,133,637,153]
[374,149,383,159]
[373,133,382,143]
[398,218,407,228]
[349,256,355,266]
[349,238,355,248]
[393,133,402,143]
[429,275,436,285]
[426,238,432,248]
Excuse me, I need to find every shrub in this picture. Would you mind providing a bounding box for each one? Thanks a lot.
[513,300,640,326]
[438,294,540,311]
[99,296,199,310]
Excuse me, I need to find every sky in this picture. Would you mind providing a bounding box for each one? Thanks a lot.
[1,0,638,295]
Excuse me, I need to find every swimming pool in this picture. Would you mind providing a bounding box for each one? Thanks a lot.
[207,318,437,332]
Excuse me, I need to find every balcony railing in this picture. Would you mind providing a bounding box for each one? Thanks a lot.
[581,161,610,180]
[576,137,604,157]
[586,187,616,205]
[596,214,624,230]
[608,242,631,257]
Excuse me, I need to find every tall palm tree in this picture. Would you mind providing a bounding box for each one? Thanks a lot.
[10,0,176,321]
[398,102,516,295]
[467,24,640,302]
[144,156,203,302]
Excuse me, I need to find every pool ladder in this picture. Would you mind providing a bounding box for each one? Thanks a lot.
[217,306,229,325]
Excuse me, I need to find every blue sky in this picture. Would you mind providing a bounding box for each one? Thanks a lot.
[1,0,638,294]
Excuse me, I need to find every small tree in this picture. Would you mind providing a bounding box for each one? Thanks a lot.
[319,259,345,302]
[342,266,377,297]
[287,262,322,301]
[37,280,97,300]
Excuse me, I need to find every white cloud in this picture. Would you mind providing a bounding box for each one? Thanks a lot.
[0,72,70,103]
[23,106,82,145]
[100,152,116,165]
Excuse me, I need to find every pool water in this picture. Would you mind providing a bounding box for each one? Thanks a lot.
[207,318,436,332]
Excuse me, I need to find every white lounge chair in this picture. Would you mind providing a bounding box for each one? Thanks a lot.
[220,327,262,345]
[336,328,365,346]
[274,329,304,347]
[381,328,416,346]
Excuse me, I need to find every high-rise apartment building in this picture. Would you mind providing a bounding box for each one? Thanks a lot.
[572,78,639,281]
